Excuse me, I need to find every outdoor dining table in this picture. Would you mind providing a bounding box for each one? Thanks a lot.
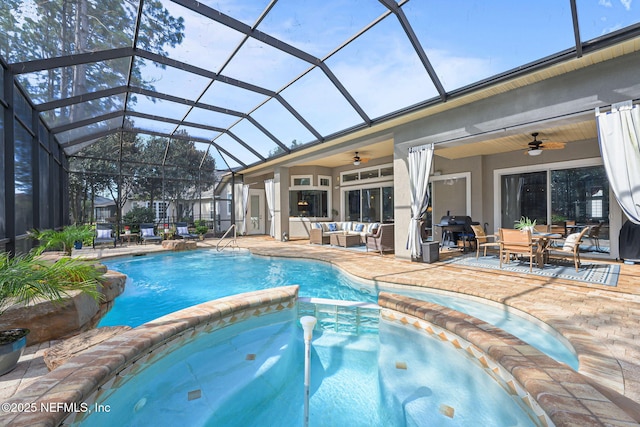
[531,232,562,267]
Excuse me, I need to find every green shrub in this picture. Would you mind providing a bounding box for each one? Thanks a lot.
[194,219,208,235]
[122,206,155,228]
[31,224,94,256]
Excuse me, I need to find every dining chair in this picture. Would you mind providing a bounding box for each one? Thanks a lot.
[547,226,590,271]
[499,228,538,272]
[470,224,500,259]
[587,222,603,251]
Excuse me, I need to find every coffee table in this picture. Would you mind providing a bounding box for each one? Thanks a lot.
[330,233,361,248]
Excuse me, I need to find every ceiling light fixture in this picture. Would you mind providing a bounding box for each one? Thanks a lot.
[353,152,361,166]
[527,148,543,156]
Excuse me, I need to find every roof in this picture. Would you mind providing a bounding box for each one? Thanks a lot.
[3,1,640,173]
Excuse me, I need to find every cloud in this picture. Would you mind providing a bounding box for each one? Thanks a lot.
[620,0,632,11]
[599,0,613,7]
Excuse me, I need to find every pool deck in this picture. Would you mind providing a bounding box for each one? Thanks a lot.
[2,235,640,421]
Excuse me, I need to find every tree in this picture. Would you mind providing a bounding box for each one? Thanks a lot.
[0,0,184,116]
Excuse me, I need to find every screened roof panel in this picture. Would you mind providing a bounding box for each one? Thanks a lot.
[56,117,123,145]
[175,125,221,141]
[42,95,127,129]
[128,96,192,122]
[2,0,137,63]
[184,106,240,130]
[125,116,179,135]
[250,98,317,149]
[325,14,438,118]
[279,63,365,136]
[576,0,640,42]
[228,119,282,158]
[148,0,246,74]
[199,81,269,114]
[133,57,212,100]
[221,37,311,91]
[16,57,131,105]
[2,1,639,173]
[197,0,273,27]
[258,0,388,58]
[404,1,576,92]
[213,133,261,167]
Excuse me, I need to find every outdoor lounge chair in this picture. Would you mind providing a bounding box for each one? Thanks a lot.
[139,223,162,244]
[93,223,116,249]
[366,224,394,255]
[175,222,198,240]
[547,226,590,272]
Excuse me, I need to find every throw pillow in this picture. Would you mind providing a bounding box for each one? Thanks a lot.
[563,232,580,250]
[177,226,189,235]
[141,228,154,237]
[328,223,337,232]
[312,222,322,229]
[354,223,364,232]
[367,223,380,233]
[97,229,111,239]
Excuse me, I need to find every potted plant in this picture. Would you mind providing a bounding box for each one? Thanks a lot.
[0,249,102,375]
[514,216,536,232]
[30,224,94,256]
[194,220,208,240]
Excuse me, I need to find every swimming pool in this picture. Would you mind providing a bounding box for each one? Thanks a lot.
[78,308,541,426]
[100,250,577,369]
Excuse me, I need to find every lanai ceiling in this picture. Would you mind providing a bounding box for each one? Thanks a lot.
[2,0,640,172]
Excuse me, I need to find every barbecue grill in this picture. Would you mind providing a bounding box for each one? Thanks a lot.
[434,215,479,249]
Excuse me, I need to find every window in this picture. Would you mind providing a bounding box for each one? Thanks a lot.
[344,186,393,222]
[342,172,359,183]
[340,164,393,186]
[154,202,167,221]
[289,190,328,217]
[292,175,311,186]
[319,176,331,187]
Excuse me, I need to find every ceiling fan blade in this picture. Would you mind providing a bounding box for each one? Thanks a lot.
[540,142,566,150]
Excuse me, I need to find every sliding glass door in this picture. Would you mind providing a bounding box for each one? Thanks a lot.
[500,165,609,253]
[344,186,392,223]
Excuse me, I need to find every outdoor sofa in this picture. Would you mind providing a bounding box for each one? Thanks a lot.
[310,221,381,245]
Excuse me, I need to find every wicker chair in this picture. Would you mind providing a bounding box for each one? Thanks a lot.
[366,224,394,255]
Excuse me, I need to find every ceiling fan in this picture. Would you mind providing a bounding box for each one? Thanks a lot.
[352,151,369,165]
[525,133,566,156]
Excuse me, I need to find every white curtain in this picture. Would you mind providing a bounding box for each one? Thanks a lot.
[264,179,275,238]
[241,184,250,235]
[596,101,640,224]
[406,144,435,258]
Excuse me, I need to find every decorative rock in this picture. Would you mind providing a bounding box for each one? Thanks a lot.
[161,240,197,251]
[43,326,132,371]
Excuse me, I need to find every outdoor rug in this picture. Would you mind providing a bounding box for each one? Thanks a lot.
[443,254,620,287]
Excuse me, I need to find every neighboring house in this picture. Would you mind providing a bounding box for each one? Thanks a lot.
[94,196,116,223]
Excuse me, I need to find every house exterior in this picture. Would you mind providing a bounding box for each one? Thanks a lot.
[231,46,640,261]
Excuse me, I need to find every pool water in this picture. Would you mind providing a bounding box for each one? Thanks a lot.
[100,250,577,369]
[78,310,539,427]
